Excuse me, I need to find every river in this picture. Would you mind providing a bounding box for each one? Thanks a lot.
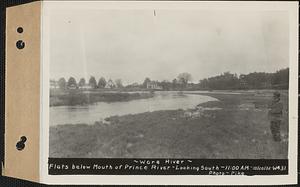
[49,91,218,126]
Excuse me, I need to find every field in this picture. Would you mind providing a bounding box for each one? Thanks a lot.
[49,90,288,159]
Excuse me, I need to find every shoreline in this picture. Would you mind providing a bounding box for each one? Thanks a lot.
[50,90,154,107]
[49,89,287,107]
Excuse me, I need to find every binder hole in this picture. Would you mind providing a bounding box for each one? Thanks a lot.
[16,136,27,151]
[17,27,23,33]
[16,40,25,49]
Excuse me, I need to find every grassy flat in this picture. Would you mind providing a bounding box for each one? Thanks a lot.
[50,90,288,159]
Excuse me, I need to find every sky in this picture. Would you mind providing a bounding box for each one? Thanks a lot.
[48,5,289,85]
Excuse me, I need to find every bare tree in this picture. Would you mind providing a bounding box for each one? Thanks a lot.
[177,72,192,86]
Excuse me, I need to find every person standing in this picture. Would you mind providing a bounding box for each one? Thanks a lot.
[268,91,283,142]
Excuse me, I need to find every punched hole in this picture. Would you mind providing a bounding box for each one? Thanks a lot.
[17,27,23,33]
[16,136,27,151]
[16,40,25,49]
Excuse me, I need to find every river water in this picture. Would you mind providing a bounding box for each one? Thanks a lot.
[49,91,218,126]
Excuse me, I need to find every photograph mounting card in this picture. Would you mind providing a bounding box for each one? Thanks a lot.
[37,1,298,185]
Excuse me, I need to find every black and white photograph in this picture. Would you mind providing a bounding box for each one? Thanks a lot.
[47,2,292,160]
[39,1,299,184]
[1,0,298,185]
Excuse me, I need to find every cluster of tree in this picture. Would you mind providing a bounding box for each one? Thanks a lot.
[56,76,123,89]
[198,68,289,90]
[121,73,193,90]
[140,72,193,90]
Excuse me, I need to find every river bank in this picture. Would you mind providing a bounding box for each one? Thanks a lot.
[50,89,154,106]
[49,90,288,159]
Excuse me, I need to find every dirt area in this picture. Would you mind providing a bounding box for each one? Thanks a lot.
[49,90,288,159]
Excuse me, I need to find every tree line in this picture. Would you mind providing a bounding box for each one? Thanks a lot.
[52,72,194,90]
[53,76,123,89]
[139,68,289,90]
[198,68,289,90]
[52,68,289,90]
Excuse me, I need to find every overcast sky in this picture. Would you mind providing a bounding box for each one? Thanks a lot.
[49,8,289,85]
